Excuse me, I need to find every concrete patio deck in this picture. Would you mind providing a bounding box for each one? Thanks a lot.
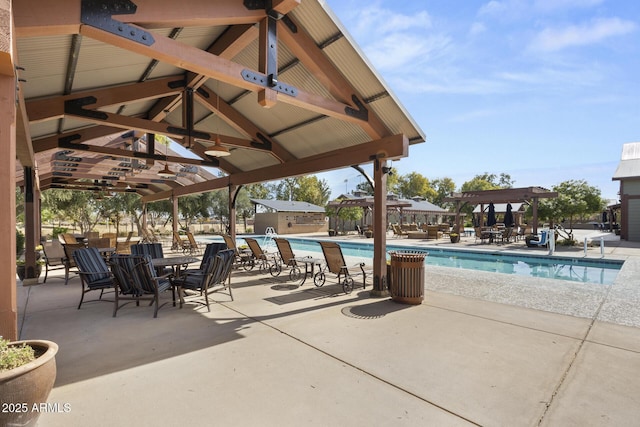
[16,230,640,426]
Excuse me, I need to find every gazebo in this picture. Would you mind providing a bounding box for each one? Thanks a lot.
[443,187,558,234]
[2,1,425,340]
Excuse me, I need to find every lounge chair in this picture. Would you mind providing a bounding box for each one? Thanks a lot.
[60,233,78,244]
[73,247,115,310]
[185,231,201,255]
[316,241,370,294]
[172,231,192,253]
[221,234,248,269]
[391,224,407,238]
[42,240,66,283]
[527,230,550,248]
[244,237,277,273]
[272,238,307,281]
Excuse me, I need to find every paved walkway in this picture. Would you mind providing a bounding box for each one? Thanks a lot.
[16,231,640,426]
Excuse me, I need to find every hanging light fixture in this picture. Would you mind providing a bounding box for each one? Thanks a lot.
[204,135,230,157]
[204,81,230,157]
[157,139,176,178]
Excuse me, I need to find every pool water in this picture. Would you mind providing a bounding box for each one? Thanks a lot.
[204,236,623,285]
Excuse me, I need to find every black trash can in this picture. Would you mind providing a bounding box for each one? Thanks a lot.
[389,251,427,305]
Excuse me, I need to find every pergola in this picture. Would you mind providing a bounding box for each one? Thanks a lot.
[443,187,558,234]
[327,196,458,229]
[1,0,425,339]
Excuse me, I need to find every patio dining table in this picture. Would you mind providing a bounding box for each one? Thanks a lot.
[151,256,199,278]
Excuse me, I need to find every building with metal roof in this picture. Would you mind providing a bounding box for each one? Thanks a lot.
[613,142,640,241]
[251,199,326,235]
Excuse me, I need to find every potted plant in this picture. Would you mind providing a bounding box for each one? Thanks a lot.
[449,233,460,243]
[16,238,45,281]
[328,229,337,237]
[0,337,58,426]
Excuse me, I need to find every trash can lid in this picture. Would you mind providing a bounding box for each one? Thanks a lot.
[389,250,428,260]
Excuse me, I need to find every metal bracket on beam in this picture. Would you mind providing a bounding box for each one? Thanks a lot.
[242,69,298,97]
[252,133,273,151]
[244,0,284,20]
[81,0,155,46]
[345,95,368,122]
[64,97,109,120]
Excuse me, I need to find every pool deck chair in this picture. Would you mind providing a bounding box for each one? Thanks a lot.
[528,230,550,248]
[272,238,307,281]
[317,241,370,294]
[244,237,277,273]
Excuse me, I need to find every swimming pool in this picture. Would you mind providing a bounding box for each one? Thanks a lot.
[203,236,623,285]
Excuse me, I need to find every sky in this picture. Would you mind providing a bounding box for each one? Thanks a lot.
[316,0,639,203]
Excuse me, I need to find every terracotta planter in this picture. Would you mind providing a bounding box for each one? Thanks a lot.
[0,340,58,427]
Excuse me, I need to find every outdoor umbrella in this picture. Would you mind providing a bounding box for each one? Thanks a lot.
[504,203,514,227]
[487,203,497,226]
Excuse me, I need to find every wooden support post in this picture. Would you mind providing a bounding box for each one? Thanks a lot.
[0,56,18,338]
[23,167,39,284]
[172,194,179,235]
[370,157,389,297]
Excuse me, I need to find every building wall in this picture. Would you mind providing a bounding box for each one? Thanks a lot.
[254,212,328,235]
[620,179,640,241]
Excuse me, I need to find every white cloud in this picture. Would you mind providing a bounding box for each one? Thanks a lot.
[351,7,432,40]
[478,0,527,19]
[534,0,604,12]
[469,22,487,36]
[364,33,451,71]
[529,18,637,52]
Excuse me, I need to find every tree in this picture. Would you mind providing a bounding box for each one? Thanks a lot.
[460,172,514,192]
[396,172,436,200]
[540,180,605,230]
[209,189,230,233]
[430,177,456,206]
[41,189,101,233]
[274,176,331,206]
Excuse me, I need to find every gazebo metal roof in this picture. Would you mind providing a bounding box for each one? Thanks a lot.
[251,199,325,213]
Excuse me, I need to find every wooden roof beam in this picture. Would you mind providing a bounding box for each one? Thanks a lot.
[80,23,372,125]
[278,17,390,140]
[14,0,268,37]
[27,76,185,124]
[142,133,409,202]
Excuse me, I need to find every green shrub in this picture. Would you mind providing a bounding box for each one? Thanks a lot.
[16,229,25,257]
[51,226,68,239]
[0,337,35,372]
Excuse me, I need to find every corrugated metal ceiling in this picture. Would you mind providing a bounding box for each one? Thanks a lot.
[15,0,425,199]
